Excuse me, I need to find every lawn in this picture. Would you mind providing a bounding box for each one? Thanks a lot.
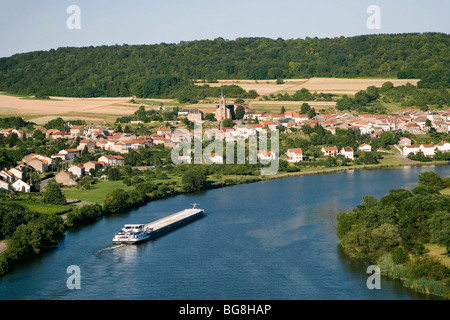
[425,244,450,267]
[62,180,135,204]
[379,155,408,165]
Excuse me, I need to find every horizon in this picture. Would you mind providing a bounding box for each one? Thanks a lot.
[3,31,449,58]
[1,0,449,58]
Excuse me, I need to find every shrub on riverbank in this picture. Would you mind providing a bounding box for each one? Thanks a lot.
[0,212,65,275]
[336,172,450,298]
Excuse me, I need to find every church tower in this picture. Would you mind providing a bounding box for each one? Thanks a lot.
[215,86,232,122]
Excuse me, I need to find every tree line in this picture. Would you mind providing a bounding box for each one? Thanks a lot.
[0,33,448,98]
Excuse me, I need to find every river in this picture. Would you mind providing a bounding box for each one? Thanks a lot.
[1,165,450,300]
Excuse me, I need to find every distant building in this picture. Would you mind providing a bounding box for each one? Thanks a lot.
[399,137,412,146]
[215,87,235,121]
[55,171,78,186]
[84,161,106,173]
[321,146,338,157]
[77,140,96,153]
[98,155,125,166]
[209,153,223,164]
[187,109,204,122]
[11,179,30,193]
[68,165,85,178]
[402,145,420,156]
[436,141,450,153]
[358,144,372,152]
[340,147,354,160]
[286,148,303,162]
[419,144,435,157]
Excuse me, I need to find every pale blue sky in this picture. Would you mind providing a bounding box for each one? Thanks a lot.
[0,0,448,57]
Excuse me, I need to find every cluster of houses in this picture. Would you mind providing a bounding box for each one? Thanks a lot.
[399,138,450,157]
[1,107,449,192]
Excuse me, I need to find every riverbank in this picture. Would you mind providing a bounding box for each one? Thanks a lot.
[336,171,450,299]
[258,160,450,183]
[1,159,449,279]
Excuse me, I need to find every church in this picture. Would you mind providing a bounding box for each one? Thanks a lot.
[215,87,235,121]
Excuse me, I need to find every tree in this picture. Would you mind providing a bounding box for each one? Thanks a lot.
[104,189,130,214]
[182,170,206,192]
[429,211,450,254]
[222,118,235,128]
[43,180,66,205]
[417,171,446,190]
[106,167,122,181]
[235,106,245,120]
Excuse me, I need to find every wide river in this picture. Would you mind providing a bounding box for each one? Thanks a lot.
[1,165,450,300]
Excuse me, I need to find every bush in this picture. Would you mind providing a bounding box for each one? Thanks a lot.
[43,180,66,205]
[417,171,446,190]
[391,246,410,264]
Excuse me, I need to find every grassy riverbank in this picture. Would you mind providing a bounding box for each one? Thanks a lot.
[1,158,449,278]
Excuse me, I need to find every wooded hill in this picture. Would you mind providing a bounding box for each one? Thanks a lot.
[0,33,448,98]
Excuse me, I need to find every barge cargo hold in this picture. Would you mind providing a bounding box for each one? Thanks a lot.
[112,204,205,244]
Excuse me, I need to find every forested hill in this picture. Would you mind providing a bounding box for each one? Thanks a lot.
[0,33,448,98]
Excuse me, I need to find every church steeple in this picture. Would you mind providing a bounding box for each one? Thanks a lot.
[221,85,224,98]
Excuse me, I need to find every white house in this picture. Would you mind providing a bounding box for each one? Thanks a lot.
[59,149,81,160]
[11,179,30,193]
[257,150,277,161]
[340,147,354,160]
[358,144,372,152]
[0,170,15,183]
[0,180,8,191]
[68,165,85,178]
[286,148,303,162]
[98,155,125,166]
[321,146,339,157]
[435,141,450,153]
[419,144,435,157]
[402,145,420,156]
[9,167,23,180]
[209,153,223,164]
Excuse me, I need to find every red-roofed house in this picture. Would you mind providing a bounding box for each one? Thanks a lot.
[436,141,450,153]
[340,147,354,160]
[286,148,303,162]
[68,165,85,178]
[321,146,338,157]
[419,144,435,157]
[98,155,125,166]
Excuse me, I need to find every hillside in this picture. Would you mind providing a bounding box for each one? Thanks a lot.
[0,33,448,99]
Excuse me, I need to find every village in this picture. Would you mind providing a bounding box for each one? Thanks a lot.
[0,100,450,193]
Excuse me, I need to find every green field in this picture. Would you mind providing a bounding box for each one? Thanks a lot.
[62,180,135,204]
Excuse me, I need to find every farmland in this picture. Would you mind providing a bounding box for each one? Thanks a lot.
[0,77,420,124]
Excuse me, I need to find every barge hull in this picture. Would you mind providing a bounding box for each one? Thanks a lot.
[144,209,205,241]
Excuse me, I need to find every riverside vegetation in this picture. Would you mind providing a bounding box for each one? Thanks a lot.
[336,171,450,299]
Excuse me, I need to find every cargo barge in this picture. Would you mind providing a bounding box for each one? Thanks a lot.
[112,204,205,244]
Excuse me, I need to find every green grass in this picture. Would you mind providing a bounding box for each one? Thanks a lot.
[21,200,72,215]
[62,180,135,204]
[379,155,408,165]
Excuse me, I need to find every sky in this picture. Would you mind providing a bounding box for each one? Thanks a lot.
[0,0,448,58]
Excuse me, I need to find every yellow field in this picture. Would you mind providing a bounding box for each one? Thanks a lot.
[197,77,420,96]
[0,77,420,124]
